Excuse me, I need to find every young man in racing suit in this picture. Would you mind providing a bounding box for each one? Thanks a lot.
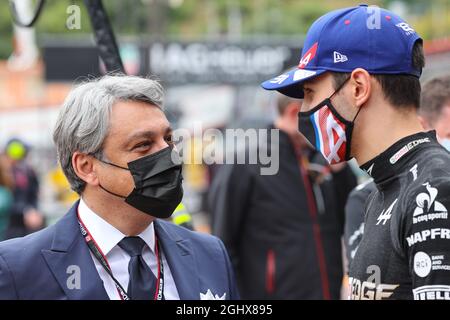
[343,74,450,284]
[261,5,450,300]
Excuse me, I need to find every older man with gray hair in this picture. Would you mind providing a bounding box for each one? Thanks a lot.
[0,74,239,300]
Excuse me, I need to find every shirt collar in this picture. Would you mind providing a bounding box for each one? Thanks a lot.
[78,198,155,255]
[360,130,438,185]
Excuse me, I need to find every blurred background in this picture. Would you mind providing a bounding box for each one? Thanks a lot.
[0,0,449,233]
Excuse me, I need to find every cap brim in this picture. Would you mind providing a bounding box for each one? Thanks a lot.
[261,68,327,98]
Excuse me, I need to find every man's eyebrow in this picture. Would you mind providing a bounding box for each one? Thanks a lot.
[123,126,172,147]
[127,130,156,142]
[303,81,315,90]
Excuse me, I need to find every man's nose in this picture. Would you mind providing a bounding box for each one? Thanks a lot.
[154,139,170,152]
[300,103,311,112]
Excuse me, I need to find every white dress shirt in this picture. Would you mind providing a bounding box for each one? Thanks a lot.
[78,198,180,300]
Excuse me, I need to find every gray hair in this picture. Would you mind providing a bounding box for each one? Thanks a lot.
[53,74,164,194]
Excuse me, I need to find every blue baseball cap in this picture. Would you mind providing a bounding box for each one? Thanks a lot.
[261,4,422,98]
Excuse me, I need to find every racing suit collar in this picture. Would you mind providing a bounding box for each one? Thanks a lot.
[360,131,438,185]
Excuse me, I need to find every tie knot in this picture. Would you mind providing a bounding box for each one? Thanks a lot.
[118,236,147,257]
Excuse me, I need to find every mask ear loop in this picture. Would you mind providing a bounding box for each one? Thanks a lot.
[88,152,130,171]
[99,184,127,199]
[99,160,129,171]
[342,102,364,162]
[88,153,130,198]
[329,75,351,100]
[330,75,364,123]
[352,104,363,123]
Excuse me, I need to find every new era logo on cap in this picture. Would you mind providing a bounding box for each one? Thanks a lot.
[333,51,348,63]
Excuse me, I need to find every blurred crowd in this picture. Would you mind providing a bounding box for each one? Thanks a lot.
[0,138,44,240]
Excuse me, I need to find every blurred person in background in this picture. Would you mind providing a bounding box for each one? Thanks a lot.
[343,74,450,272]
[48,165,80,206]
[418,75,450,151]
[343,179,375,270]
[170,202,194,231]
[3,138,44,239]
[209,94,356,299]
[0,154,13,240]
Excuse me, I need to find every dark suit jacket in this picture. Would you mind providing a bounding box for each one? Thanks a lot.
[0,201,239,300]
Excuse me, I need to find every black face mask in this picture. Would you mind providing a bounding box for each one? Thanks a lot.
[97,146,183,219]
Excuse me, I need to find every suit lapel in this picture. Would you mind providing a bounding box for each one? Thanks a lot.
[41,202,109,300]
[155,220,200,300]
[40,202,200,300]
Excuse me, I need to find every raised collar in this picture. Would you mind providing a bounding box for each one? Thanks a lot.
[360,130,438,185]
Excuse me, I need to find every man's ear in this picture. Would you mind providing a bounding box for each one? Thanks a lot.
[72,151,99,187]
[350,68,372,108]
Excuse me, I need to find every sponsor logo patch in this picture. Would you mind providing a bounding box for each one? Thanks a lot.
[409,163,418,181]
[413,182,448,224]
[413,285,450,300]
[406,228,450,247]
[414,251,432,277]
[348,277,399,300]
[365,163,374,176]
[376,198,398,225]
[390,138,430,164]
[430,254,450,272]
